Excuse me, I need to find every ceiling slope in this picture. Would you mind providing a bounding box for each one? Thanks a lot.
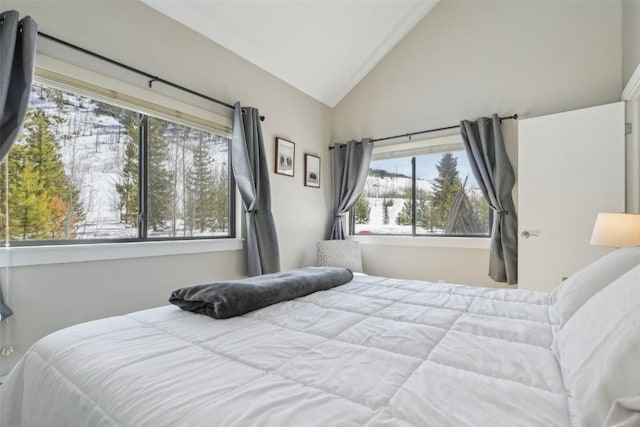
[141,0,438,107]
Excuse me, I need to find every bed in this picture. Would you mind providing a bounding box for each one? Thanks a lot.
[2,248,640,427]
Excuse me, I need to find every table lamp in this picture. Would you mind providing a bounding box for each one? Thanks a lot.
[590,213,640,248]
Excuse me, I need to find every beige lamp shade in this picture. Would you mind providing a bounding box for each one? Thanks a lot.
[590,213,640,247]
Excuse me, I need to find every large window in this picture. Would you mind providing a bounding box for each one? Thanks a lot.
[0,82,233,244]
[351,138,490,237]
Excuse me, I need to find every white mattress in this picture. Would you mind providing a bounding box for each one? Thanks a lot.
[0,275,572,426]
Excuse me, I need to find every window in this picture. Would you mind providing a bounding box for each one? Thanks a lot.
[351,136,490,237]
[0,81,233,245]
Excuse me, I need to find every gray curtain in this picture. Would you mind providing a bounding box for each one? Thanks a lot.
[460,114,517,284]
[0,10,38,321]
[330,139,373,240]
[231,102,280,276]
[1,11,37,162]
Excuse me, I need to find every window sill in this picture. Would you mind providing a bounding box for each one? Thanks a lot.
[0,239,244,267]
[350,235,491,249]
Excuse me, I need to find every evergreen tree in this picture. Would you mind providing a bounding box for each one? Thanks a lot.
[23,110,67,197]
[186,132,216,233]
[209,134,230,233]
[147,118,174,232]
[416,189,432,230]
[211,164,229,232]
[7,145,50,239]
[395,191,412,226]
[354,194,370,224]
[429,153,462,230]
[382,198,393,225]
[115,116,139,225]
[11,109,84,239]
[468,190,491,233]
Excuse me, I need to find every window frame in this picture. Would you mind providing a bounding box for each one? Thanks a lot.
[349,134,492,238]
[4,58,236,247]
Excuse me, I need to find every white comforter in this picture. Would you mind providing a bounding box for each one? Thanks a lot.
[0,275,573,427]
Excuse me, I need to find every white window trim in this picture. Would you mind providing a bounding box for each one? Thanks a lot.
[0,238,243,268]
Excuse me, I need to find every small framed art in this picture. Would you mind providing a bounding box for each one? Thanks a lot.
[304,154,320,188]
[275,137,295,176]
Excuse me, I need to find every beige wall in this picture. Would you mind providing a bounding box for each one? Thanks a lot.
[0,0,332,375]
[623,0,640,88]
[333,0,622,286]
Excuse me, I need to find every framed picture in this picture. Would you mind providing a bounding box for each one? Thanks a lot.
[304,154,321,188]
[275,137,295,176]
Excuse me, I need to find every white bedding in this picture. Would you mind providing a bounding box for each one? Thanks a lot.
[0,275,572,427]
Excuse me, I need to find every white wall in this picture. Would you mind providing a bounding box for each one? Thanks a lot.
[0,0,332,375]
[333,0,622,286]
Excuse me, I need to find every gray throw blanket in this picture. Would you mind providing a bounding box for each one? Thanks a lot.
[169,267,353,319]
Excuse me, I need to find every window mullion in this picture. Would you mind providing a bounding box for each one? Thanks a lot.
[138,114,148,239]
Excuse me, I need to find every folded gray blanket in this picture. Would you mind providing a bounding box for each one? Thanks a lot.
[169,267,353,319]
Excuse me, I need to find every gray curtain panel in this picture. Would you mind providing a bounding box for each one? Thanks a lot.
[231,102,280,276]
[330,139,373,240]
[0,10,38,321]
[1,10,37,163]
[460,114,517,284]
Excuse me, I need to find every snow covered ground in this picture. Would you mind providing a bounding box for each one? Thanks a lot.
[354,197,412,235]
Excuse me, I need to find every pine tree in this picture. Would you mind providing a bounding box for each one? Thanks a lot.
[396,191,412,226]
[354,194,370,224]
[211,165,229,232]
[429,153,462,231]
[115,115,139,225]
[147,118,174,232]
[22,110,67,197]
[416,189,432,230]
[186,132,216,233]
[382,198,393,225]
[7,147,50,239]
[468,190,491,233]
[13,109,84,239]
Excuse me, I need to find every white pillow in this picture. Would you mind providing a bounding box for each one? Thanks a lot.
[552,263,640,427]
[316,240,363,273]
[551,246,640,325]
[606,396,640,426]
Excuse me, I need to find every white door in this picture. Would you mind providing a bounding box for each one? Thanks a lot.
[518,102,625,291]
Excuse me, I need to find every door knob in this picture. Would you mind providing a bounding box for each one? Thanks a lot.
[520,230,538,238]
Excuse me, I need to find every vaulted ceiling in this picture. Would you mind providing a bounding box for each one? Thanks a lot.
[140,0,439,107]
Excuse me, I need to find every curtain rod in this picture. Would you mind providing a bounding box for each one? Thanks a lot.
[329,114,518,150]
[37,31,265,121]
